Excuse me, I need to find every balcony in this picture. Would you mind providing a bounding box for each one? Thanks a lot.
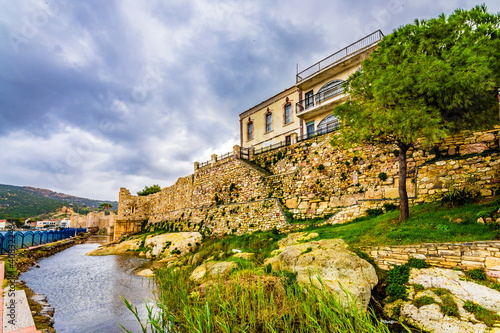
[296,81,345,117]
[296,30,384,86]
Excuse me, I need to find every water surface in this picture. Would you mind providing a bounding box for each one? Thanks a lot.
[21,236,155,333]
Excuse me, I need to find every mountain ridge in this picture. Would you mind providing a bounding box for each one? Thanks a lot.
[0,183,118,219]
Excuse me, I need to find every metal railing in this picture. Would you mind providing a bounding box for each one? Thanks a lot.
[296,30,384,83]
[296,121,340,142]
[217,152,233,161]
[254,140,292,155]
[199,160,210,168]
[0,228,86,254]
[296,82,345,115]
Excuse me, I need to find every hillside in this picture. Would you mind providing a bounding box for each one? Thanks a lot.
[0,184,118,219]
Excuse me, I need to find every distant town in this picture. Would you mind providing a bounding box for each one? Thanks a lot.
[0,218,72,230]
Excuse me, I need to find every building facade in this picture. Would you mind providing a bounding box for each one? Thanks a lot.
[239,30,384,149]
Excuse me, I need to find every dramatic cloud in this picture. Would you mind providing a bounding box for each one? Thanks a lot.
[0,0,498,200]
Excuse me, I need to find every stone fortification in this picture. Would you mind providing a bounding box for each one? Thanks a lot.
[115,127,500,240]
[363,241,500,280]
[70,211,115,234]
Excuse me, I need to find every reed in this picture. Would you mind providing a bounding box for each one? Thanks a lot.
[120,266,406,333]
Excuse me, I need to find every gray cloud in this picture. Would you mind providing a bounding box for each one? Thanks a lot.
[0,0,499,200]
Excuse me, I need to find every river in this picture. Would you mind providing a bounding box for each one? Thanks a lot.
[20,235,155,333]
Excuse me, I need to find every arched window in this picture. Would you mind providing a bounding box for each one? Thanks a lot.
[247,120,253,140]
[284,103,292,124]
[265,111,272,132]
[316,80,345,103]
[317,114,340,134]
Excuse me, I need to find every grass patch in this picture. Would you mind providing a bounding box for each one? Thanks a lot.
[432,288,459,318]
[463,301,500,327]
[462,268,500,291]
[301,201,500,247]
[195,230,286,265]
[120,266,400,333]
[413,296,436,308]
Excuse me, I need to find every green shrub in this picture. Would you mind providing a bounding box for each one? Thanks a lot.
[386,283,408,302]
[317,164,325,171]
[414,296,435,308]
[387,264,411,285]
[441,188,474,207]
[463,300,500,327]
[137,184,161,196]
[378,172,388,181]
[383,203,399,212]
[366,208,384,216]
[465,268,487,281]
[407,258,429,269]
[386,264,411,301]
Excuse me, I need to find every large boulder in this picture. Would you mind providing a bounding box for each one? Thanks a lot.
[144,232,201,258]
[384,267,500,333]
[86,238,142,255]
[264,233,378,311]
[190,261,238,284]
[86,232,201,259]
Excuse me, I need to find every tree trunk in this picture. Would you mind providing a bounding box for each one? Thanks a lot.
[398,143,410,221]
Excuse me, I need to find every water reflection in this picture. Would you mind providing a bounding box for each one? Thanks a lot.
[21,236,155,333]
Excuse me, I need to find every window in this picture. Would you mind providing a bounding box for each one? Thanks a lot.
[306,121,315,138]
[317,114,340,134]
[265,112,272,132]
[285,135,292,145]
[316,80,345,103]
[284,103,292,124]
[305,91,314,109]
[247,121,253,140]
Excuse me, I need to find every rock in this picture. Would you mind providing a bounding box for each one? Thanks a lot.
[191,252,204,266]
[276,232,319,248]
[145,232,202,257]
[476,133,495,142]
[86,232,202,259]
[233,252,254,261]
[264,234,377,311]
[190,261,238,284]
[400,303,490,333]
[86,238,142,255]
[477,217,485,224]
[386,267,500,333]
[410,268,500,313]
[485,217,493,224]
[460,143,488,155]
[453,218,462,223]
[136,269,155,277]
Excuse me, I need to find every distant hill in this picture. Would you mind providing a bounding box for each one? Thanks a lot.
[0,184,118,219]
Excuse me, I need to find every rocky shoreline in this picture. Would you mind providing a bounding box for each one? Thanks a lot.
[89,231,500,333]
[13,233,92,332]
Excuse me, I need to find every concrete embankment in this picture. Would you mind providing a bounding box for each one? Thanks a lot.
[1,234,91,333]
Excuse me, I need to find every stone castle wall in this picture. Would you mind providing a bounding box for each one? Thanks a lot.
[255,129,499,219]
[362,241,500,281]
[70,211,115,234]
[115,127,500,240]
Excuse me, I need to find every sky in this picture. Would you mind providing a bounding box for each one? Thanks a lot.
[0,0,499,201]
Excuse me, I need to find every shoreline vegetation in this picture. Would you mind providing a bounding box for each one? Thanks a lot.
[115,198,500,332]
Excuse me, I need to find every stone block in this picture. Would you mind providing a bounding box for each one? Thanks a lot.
[460,143,488,155]
[461,260,485,268]
[485,257,500,271]
[437,250,461,257]
[285,198,298,209]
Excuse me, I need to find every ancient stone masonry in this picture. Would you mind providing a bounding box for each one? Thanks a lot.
[70,211,115,234]
[253,127,500,220]
[116,127,500,240]
[363,241,500,281]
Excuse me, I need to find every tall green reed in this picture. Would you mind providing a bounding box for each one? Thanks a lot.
[120,266,408,333]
